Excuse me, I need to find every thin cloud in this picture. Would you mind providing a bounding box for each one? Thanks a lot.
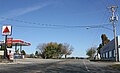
[1,2,51,21]
[9,4,46,17]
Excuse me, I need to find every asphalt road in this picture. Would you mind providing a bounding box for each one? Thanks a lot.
[0,58,119,73]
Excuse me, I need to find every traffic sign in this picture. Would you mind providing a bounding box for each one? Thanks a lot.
[2,26,12,36]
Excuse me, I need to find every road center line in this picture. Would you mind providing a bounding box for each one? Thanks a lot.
[83,60,90,72]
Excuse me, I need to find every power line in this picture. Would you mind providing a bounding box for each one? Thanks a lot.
[100,9,108,23]
[0,23,112,31]
[0,17,44,26]
[113,0,119,6]
[88,26,112,31]
[0,17,111,29]
[106,0,112,6]
[101,0,108,7]
[87,0,101,10]
[10,24,111,29]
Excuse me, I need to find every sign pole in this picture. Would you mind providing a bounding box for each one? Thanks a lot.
[4,35,7,59]
[2,25,12,59]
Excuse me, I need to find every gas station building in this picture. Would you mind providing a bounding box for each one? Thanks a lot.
[0,25,31,60]
[0,39,31,59]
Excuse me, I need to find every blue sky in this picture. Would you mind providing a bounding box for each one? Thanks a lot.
[0,0,120,57]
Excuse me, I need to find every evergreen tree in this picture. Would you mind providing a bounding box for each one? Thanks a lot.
[101,34,110,46]
[21,50,26,55]
[97,34,110,54]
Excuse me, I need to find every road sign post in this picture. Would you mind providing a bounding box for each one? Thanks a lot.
[4,35,7,59]
[2,25,12,59]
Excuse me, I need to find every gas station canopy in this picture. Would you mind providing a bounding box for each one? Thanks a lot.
[0,39,31,46]
[12,40,31,46]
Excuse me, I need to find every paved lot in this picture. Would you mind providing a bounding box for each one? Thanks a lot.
[0,58,119,73]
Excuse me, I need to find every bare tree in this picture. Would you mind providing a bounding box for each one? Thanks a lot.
[36,43,47,58]
[62,43,74,58]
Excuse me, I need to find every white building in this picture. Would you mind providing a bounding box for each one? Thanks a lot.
[100,36,120,61]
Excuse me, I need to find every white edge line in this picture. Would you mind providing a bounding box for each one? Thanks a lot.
[83,60,90,72]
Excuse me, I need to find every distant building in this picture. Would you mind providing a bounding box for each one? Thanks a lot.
[100,36,120,61]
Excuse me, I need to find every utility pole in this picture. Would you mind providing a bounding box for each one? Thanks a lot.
[109,6,118,62]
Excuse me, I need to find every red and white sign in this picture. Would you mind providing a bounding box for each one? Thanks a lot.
[7,38,13,44]
[7,38,13,48]
[2,25,12,36]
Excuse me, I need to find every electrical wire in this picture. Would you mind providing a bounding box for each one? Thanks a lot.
[12,24,113,32]
[0,17,112,29]
[87,0,101,10]
[10,24,112,29]
[106,0,112,6]
[101,0,108,7]
[100,9,108,23]
[113,0,118,6]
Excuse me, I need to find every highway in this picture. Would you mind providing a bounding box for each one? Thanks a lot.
[0,58,119,73]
